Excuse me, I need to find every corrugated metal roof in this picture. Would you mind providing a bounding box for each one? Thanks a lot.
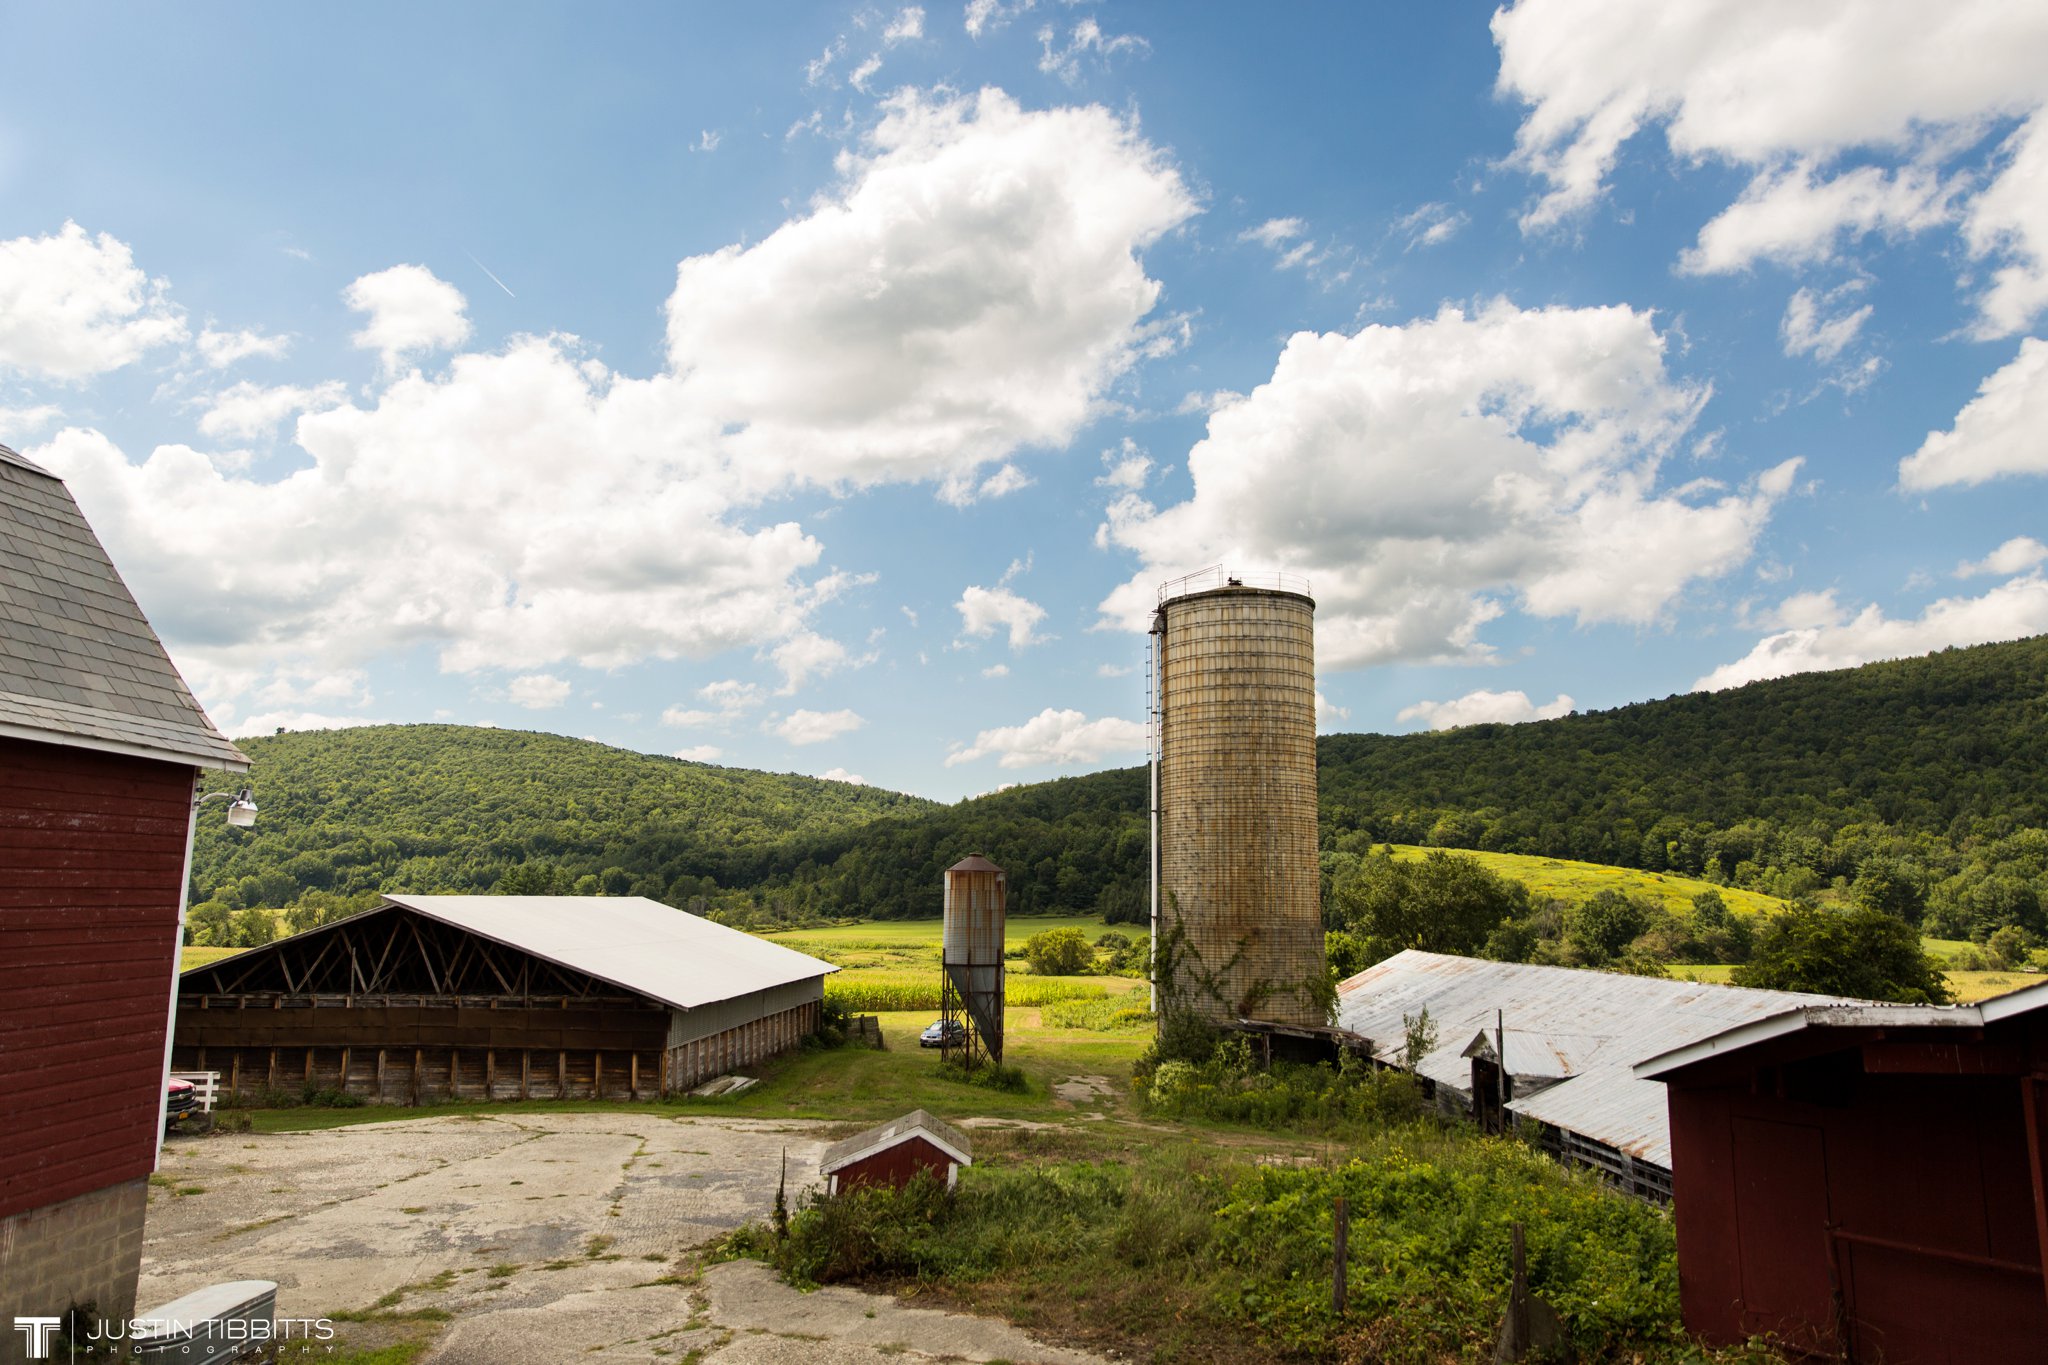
[0,449,246,769]
[381,894,837,1011]
[820,1109,973,1174]
[1336,951,1860,1168]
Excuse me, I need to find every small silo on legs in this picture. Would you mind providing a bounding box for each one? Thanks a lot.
[1150,571,1327,1028]
[942,855,1006,1066]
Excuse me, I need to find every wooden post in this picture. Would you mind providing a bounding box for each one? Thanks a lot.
[630,1052,639,1101]
[2023,1076,2048,1316]
[450,1048,460,1097]
[595,1051,603,1100]
[1333,1195,1348,1316]
[557,1050,566,1099]
[339,1048,351,1096]
[412,1048,422,1105]
[1502,1221,1531,1361]
[376,1050,386,1103]
[304,1048,314,1086]
[659,1047,669,1098]
[521,1051,530,1101]
[487,1049,496,1099]
[230,1054,241,1099]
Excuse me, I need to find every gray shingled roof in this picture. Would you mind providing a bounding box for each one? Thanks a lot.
[0,442,247,769]
[819,1109,972,1174]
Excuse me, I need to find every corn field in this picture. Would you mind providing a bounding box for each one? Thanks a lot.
[825,971,1110,1013]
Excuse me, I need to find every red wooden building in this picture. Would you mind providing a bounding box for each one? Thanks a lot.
[819,1109,973,1195]
[0,442,250,1338]
[1637,982,2048,1362]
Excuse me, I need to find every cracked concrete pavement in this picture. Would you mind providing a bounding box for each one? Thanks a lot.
[143,1112,1107,1364]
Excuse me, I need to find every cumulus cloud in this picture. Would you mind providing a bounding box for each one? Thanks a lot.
[344,264,472,369]
[956,584,1048,648]
[1754,588,1846,631]
[1096,299,1791,671]
[1494,0,2048,333]
[1241,218,1303,250]
[1095,439,1151,490]
[964,0,1031,38]
[197,326,291,368]
[1898,339,2048,490]
[817,766,868,785]
[946,707,1145,768]
[673,744,725,762]
[773,708,866,745]
[663,679,767,728]
[883,7,924,44]
[505,673,572,709]
[981,663,1009,677]
[1397,689,1576,730]
[1696,573,2048,691]
[0,403,63,439]
[42,89,1195,726]
[772,630,853,693]
[665,88,1193,497]
[224,710,387,738]
[0,222,186,379]
[198,380,348,441]
[1315,691,1351,727]
[1959,537,2048,578]
[1780,286,1872,363]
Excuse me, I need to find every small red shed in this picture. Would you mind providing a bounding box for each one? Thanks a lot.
[819,1109,972,1195]
[1637,982,2048,1363]
[0,442,249,1335]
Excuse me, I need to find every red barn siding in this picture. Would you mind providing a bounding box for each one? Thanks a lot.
[1666,1026,2048,1363]
[0,736,193,1220]
[831,1136,958,1194]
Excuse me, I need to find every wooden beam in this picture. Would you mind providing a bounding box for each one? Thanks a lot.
[558,1050,566,1099]
[377,1049,386,1103]
[2025,1075,2048,1316]
[630,1052,638,1102]
[521,1051,530,1101]
[594,1051,603,1100]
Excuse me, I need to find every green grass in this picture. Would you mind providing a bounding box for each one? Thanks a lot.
[1383,845,1792,916]
[1676,960,2039,1004]
[180,945,243,971]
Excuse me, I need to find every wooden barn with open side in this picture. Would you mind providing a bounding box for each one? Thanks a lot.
[173,894,837,1102]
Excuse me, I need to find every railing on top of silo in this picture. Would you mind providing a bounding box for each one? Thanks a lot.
[1157,566,1313,606]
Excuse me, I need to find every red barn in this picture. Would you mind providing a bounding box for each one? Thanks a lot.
[1637,982,2048,1362]
[820,1109,972,1195]
[0,442,249,1337]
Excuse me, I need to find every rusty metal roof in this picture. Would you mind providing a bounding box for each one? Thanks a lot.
[0,446,247,770]
[1336,950,1860,1168]
[947,854,1004,873]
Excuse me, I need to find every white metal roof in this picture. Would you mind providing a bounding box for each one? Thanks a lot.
[1633,976,2048,1079]
[819,1109,972,1174]
[380,894,837,1011]
[1335,950,1860,1168]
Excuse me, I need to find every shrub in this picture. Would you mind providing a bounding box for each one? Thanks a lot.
[1041,997,1153,1031]
[1024,927,1093,976]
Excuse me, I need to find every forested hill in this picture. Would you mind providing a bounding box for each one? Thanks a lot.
[192,636,2048,946]
[189,725,937,916]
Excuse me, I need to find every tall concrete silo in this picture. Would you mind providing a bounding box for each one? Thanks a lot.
[1150,571,1326,1027]
[941,854,1006,1065]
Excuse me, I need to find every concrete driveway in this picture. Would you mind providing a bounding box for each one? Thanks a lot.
[143,1112,1103,1365]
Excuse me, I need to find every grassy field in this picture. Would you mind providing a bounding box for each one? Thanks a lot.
[1677,961,2039,1003]
[1385,844,1793,916]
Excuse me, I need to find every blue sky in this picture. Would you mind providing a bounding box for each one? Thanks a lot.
[4,2,2045,800]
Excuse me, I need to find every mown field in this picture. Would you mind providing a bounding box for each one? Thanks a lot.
[1383,844,1793,916]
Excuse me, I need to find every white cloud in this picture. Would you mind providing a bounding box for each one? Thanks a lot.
[198,380,348,441]
[1899,339,2048,490]
[197,326,291,368]
[963,0,1031,38]
[1697,573,2048,690]
[1779,286,1872,363]
[1096,662,1134,678]
[981,663,1009,678]
[956,584,1048,648]
[0,403,63,439]
[1036,18,1147,84]
[1241,218,1304,250]
[664,88,1195,498]
[1495,0,2048,332]
[673,744,725,762]
[946,707,1144,768]
[42,90,1196,727]
[1397,689,1576,730]
[850,56,884,92]
[945,461,1034,504]
[1097,299,1790,670]
[1396,203,1469,250]
[0,222,186,379]
[805,37,846,86]
[1095,439,1151,490]
[664,678,767,727]
[694,130,721,153]
[817,766,868,785]
[1959,537,2048,578]
[1315,691,1350,727]
[772,630,852,693]
[773,708,866,745]
[506,673,572,709]
[885,7,924,44]
[344,264,472,369]
[1755,588,1847,631]
[224,710,387,738]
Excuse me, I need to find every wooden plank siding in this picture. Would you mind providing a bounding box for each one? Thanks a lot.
[0,736,194,1220]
